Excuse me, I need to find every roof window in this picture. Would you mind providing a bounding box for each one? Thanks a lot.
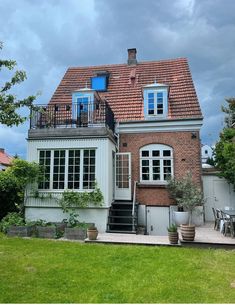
[91,71,109,92]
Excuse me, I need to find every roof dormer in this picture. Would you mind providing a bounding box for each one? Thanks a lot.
[143,82,169,119]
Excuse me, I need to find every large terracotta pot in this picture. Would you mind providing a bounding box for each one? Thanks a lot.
[87,228,98,240]
[180,224,195,241]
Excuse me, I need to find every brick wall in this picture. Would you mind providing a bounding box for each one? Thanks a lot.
[119,131,202,206]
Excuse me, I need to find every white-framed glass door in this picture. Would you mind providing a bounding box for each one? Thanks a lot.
[115,153,131,200]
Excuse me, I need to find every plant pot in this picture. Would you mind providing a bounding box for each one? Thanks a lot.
[180,224,195,241]
[64,227,87,240]
[87,229,98,240]
[7,225,35,237]
[173,211,189,226]
[36,226,57,239]
[168,231,179,244]
[137,226,146,235]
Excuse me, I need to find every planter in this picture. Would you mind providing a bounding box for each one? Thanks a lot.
[64,227,87,240]
[137,226,146,235]
[180,224,195,241]
[7,225,35,237]
[87,228,98,240]
[64,223,95,240]
[173,211,189,226]
[168,231,179,244]
[36,226,57,239]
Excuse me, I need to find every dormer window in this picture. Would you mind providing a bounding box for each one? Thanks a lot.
[143,83,169,119]
[91,71,109,92]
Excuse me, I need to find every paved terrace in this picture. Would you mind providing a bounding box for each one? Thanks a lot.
[85,223,235,248]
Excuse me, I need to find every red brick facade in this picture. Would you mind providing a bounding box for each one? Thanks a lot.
[119,131,202,206]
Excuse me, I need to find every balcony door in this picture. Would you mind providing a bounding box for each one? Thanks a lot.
[115,153,131,200]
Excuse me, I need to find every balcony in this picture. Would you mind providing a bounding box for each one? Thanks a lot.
[30,101,115,132]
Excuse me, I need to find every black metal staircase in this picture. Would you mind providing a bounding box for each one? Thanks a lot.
[106,200,138,234]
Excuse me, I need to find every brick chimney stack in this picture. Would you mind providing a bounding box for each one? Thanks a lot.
[127,48,137,65]
[0,148,4,153]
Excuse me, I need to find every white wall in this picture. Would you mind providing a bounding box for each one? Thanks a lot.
[203,174,235,221]
[26,137,116,231]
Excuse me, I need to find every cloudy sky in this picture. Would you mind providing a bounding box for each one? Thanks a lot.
[0,0,234,158]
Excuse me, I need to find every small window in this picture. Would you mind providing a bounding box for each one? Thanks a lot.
[91,76,107,91]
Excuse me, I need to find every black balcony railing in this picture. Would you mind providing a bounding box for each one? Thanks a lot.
[30,102,115,131]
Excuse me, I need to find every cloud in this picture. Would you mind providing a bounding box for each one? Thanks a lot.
[0,0,234,157]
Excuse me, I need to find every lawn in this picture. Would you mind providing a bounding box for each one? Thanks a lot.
[0,233,235,303]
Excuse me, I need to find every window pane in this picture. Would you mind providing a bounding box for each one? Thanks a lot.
[141,150,149,157]
[163,150,171,157]
[142,160,149,166]
[148,93,154,99]
[142,174,149,181]
[53,150,66,190]
[152,150,160,157]
[83,149,96,189]
[68,150,80,190]
[148,109,154,115]
[38,150,51,190]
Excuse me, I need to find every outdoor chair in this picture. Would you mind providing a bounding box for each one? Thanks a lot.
[212,207,221,230]
[215,209,223,232]
[220,211,234,237]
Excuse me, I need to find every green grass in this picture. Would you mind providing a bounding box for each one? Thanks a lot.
[0,233,235,303]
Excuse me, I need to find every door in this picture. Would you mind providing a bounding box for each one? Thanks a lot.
[146,206,170,236]
[115,153,131,200]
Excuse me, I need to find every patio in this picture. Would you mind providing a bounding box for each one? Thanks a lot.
[85,222,235,248]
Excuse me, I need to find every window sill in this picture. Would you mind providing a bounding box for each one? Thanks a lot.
[137,182,167,188]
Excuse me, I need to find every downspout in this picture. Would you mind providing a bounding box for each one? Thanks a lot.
[114,121,120,152]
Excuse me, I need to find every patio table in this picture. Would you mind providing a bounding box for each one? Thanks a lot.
[222,210,235,217]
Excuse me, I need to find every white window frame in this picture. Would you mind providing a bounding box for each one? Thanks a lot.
[140,144,173,184]
[143,86,168,119]
[38,148,96,191]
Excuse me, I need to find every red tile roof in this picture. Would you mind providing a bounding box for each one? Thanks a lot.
[50,58,202,121]
[0,149,12,166]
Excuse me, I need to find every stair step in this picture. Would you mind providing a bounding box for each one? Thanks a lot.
[106,230,137,234]
[108,222,134,226]
[109,215,136,219]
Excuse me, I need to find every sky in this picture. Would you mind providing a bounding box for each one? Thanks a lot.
[0,0,234,158]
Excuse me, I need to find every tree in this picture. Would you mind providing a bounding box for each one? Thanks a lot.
[214,98,235,187]
[0,158,43,220]
[0,42,37,126]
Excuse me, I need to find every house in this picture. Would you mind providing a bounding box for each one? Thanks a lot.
[201,144,213,164]
[0,148,12,171]
[26,48,203,234]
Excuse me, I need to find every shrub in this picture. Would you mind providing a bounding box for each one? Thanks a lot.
[0,212,25,233]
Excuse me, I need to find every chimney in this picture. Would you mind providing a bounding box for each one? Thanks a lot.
[127,48,137,65]
[0,148,4,153]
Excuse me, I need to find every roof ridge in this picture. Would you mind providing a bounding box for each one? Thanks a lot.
[67,57,188,70]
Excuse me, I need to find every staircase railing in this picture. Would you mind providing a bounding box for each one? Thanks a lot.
[132,181,138,231]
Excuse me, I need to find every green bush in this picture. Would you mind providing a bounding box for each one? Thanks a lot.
[0,212,25,233]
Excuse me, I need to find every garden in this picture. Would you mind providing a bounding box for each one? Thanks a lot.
[1,234,235,303]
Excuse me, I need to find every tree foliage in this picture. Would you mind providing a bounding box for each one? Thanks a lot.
[0,42,37,126]
[0,158,43,220]
[214,98,235,187]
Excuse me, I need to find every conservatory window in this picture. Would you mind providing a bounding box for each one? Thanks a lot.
[38,149,96,190]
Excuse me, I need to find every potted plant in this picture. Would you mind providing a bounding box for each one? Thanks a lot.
[167,177,189,226]
[87,225,98,240]
[167,224,179,244]
[168,173,204,241]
